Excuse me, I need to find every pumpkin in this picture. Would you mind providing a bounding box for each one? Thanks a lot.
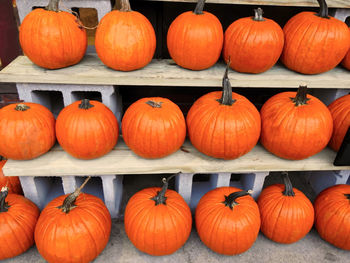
[167,0,223,70]
[19,0,87,69]
[196,187,260,255]
[328,94,350,151]
[0,187,40,260]
[122,97,186,158]
[223,8,284,74]
[314,184,350,250]
[0,102,56,160]
[35,177,111,263]
[281,0,350,74]
[0,157,22,195]
[257,172,314,244]
[95,0,156,71]
[260,85,333,160]
[186,62,261,159]
[124,174,192,256]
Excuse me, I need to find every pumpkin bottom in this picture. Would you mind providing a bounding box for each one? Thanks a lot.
[0,240,34,260]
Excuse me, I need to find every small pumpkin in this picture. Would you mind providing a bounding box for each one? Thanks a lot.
[0,102,56,160]
[260,85,333,160]
[35,177,112,263]
[95,0,156,71]
[186,62,261,159]
[167,0,223,70]
[258,172,314,244]
[314,184,350,250]
[122,97,186,158]
[223,8,284,74]
[0,157,22,195]
[281,0,350,74]
[124,174,192,256]
[328,94,350,152]
[0,187,40,260]
[56,99,119,159]
[19,0,87,69]
[196,187,260,255]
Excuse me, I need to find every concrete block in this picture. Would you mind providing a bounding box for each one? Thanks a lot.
[307,170,350,195]
[312,89,350,106]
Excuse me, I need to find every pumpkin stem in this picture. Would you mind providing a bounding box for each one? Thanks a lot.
[282,172,295,197]
[223,190,252,209]
[0,156,5,161]
[0,187,10,213]
[217,58,236,106]
[78,99,94,110]
[290,85,310,106]
[15,103,30,111]
[146,101,163,108]
[151,173,177,205]
[193,0,206,15]
[316,0,329,18]
[119,0,132,12]
[45,0,60,12]
[253,8,265,21]
[57,176,91,213]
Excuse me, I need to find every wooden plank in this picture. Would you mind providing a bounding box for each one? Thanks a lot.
[3,140,350,177]
[1,55,350,89]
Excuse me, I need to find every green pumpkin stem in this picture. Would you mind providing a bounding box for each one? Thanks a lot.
[45,0,60,12]
[316,0,329,18]
[253,8,265,21]
[290,85,310,106]
[224,190,252,209]
[15,103,30,111]
[194,0,206,15]
[151,173,177,205]
[146,101,163,108]
[79,99,94,110]
[282,172,295,197]
[0,187,10,213]
[119,0,132,12]
[217,59,236,106]
[57,176,91,213]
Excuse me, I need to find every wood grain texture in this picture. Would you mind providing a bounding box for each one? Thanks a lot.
[3,140,349,177]
[0,55,350,88]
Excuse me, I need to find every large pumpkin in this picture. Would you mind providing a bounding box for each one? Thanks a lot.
[19,0,87,69]
[258,172,314,244]
[196,187,260,255]
[186,63,261,159]
[281,0,350,74]
[122,97,186,158]
[0,102,56,160]
[35,177,111,263]
[124,175,192,256]
[328,94,350,151]
[0,158,22,195]
[223,8,284,74]
[260,85,333,160]
[314,184,350,250]
[56,99,119,159]
[95,0,156,71]
[0,187,40,260]
[167,0,223,70]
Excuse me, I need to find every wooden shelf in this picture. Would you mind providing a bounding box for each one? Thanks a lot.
[3,140,349,177]
[1,55,350,89]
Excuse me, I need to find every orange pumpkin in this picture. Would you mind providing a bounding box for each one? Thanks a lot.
[281,0,350,74]
[95,0,156,71]
[314,184,350,250]
[0,158,22,195]
[122,97,186,158]
[56,99,119,159]
[124,175,192,256]
[186,63,261,159]
[0,187,40,260]
[196,187,260,255]
[0,102,56,160]
[260,85,333,160]
[167,0,223,70]
[19,0,87,69]
[328,94,350,151]
[223,8,284,73]
[258,172,314,244]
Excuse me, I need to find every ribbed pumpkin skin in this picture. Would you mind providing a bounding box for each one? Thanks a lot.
[260,92,333,160]
[0,103,56,160]
[282,12,350,74]
[122,97,186,158]
[0,160,22,195]
[167,11,223,70]
[328,94,350,151]
[187,91,261,159]
[56,100,119,159]
[196,187,260,255]
[258,184,314,244]
[124,188,192,256]
[35,193,111,263]
[19,9,87,69]
[0,194,40,260]
[314,184,350,250]
[223,16,284,73]
[95,10,156,71]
